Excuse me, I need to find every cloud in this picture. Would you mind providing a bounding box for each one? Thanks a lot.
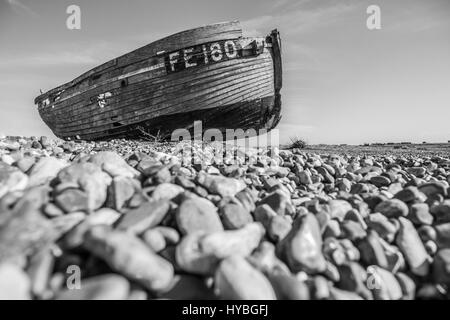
[0,42,127,70]
[387,10,449,33]
[280,122,316,131]
[270,0,292,10]
[283,43,323,72]
[6,0,38,17]
[0,52,96,68]
[242,1,357,36]
[277,122,317,145]
[270,0,315,12]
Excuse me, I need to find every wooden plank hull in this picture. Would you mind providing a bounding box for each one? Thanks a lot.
[35,21,282,141]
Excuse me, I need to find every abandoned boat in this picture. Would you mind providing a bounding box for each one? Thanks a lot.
[34,21,282,141]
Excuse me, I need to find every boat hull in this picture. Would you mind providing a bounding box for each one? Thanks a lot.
[35,21,282,141]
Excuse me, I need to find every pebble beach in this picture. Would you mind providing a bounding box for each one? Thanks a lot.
[1,135,450,300]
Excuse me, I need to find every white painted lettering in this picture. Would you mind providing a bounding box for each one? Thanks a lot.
[169,52,180,72]
[202,45,209,64]
[210,43,223,62]
[224,40,238,58]
[183,47,197,68]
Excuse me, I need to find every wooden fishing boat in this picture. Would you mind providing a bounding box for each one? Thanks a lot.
[34,21,282,141]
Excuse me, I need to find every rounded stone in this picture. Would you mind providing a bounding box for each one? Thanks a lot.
[374,199,409,218]
[176,197,223,235]
[219,203,253,230]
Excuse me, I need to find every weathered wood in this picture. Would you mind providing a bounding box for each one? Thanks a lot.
[35,21,282,141]
[49,57,272,120]
[270,30,282,92]
[54,62,273,130]
[57,84,273,137]
[73,95,275,141]
[46,39,270,116]
[58,79,274,137]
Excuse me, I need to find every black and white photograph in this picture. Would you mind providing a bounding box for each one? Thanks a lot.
[0,0,450,307]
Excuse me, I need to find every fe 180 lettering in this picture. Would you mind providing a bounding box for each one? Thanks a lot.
[165,40,241,74]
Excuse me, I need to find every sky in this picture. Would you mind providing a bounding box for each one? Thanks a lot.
[0,0,449,145]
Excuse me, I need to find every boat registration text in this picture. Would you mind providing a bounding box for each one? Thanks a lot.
[164,39,251,74]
